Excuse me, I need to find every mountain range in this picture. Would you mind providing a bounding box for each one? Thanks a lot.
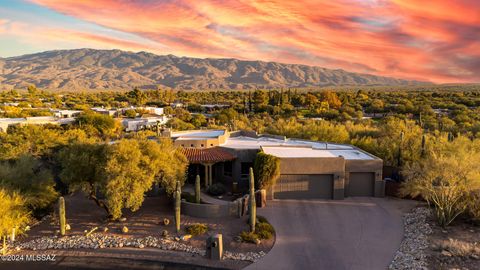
[0,49,428,91]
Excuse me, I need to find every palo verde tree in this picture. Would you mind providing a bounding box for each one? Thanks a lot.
[0,155,58,210]
[57,138,188,220]
[400,136,480,227]
[253,151,280,190]
[0,189,30,254]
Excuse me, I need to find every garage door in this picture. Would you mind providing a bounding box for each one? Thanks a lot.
[274,174,333,200]
[347,172,374,197]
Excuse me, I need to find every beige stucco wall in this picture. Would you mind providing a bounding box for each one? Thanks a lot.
[279,157,346,199]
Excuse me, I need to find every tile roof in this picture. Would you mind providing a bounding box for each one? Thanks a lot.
[181,147,236,164]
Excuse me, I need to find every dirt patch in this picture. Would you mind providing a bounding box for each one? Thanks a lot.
[427,217,480,270]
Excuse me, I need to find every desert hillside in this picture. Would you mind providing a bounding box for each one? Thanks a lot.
[0,49,427,90]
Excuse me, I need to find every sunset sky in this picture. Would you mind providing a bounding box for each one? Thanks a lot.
[0,0,479,83]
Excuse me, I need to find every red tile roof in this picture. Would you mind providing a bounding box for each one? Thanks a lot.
[181,147,236,163]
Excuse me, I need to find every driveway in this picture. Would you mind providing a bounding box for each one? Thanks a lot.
[245,197,418,270]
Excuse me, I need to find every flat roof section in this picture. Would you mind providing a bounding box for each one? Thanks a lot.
[171,130,225,139]
[221,136,353,150]
[262,146,375,160]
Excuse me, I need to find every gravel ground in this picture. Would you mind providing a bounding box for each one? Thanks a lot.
[389,207,433,270]
[10,233,266,262]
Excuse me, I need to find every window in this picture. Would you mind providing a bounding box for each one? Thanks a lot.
[201,144,204,147]
[210,144,214,146]
[191,144,194,147]
[224,161,233,176]
[241,162,254,178]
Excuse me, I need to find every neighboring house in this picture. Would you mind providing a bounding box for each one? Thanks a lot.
[171,102,184,108]
[0,116,76,132]
[119,106,165,116]
[121,116,170,132]
[51,109,82,118]
[170,129,384,200]
[91,107,119,117]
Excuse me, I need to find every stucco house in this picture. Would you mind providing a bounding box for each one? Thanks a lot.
[169,129,384,200]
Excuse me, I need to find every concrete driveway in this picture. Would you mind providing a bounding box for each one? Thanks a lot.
[245,198,417,270]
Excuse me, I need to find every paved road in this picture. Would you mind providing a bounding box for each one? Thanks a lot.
[245,198,418,270]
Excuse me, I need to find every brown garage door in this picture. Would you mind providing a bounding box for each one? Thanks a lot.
[347,172,374,197]
[274,174,333,200]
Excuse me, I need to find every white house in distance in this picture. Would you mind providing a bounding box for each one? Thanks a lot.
[51,109,82,118]
[0,116,76,132]
[118,106,165,116]
[91,107,120,117]
[121,115,170,132]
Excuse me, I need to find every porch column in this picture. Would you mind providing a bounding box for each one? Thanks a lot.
[204,163,209,187]
[208,164,213,186]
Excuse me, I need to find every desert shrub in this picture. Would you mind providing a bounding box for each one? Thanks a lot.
[466,191,480,223]
[240,231,259,243]
[255,222,275,240]
[257,216,268,224]
[181,192,196,203]
[400,137,480,227]
[432,238,480,257]
[254,152,280,190]
[207,183,226,196]
[240,216,275,242]
[185,223,208,236]
[0,189,31,238]
[0,155,58,211]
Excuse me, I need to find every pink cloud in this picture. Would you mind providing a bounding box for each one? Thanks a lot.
[25,0,480,83]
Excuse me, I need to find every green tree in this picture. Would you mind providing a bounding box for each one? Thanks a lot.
[400,137,480,227]
[127,88,147,106]
[253,90,268,111]
[58,139,188,219]
[76,112,118,138]
[0,155,58,210]
[0,189,30,250]
[254,152,280,190]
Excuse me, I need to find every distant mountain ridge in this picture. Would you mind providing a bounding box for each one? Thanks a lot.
[0,49,428,91]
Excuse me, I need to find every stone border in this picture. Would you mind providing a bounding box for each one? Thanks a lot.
[389,207,433,269]
[13,234,266,262]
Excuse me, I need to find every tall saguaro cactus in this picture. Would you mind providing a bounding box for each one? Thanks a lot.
[398,131,405,167]
[195,175,201,204]
[59,196,66,236]
[249,168,256,232]
[174,185,181,233]
[421,134,426,157]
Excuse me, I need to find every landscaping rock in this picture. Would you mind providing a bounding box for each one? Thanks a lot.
[163,218,170,226]
[389,207,433,270]
[14,233,266,262]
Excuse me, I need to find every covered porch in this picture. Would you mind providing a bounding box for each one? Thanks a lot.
[182,147,236,187]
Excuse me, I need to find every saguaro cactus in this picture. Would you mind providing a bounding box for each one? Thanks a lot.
[174,188,181,233]
[398,131,404,167]
[421,134,426,157]
[448,132,454,142]
[249,167,256,232]
[59,196,66,236]
[2,236,6,255]
[195,175,201,204]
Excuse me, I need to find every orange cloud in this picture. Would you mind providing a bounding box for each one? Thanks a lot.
[25,0,480,83]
